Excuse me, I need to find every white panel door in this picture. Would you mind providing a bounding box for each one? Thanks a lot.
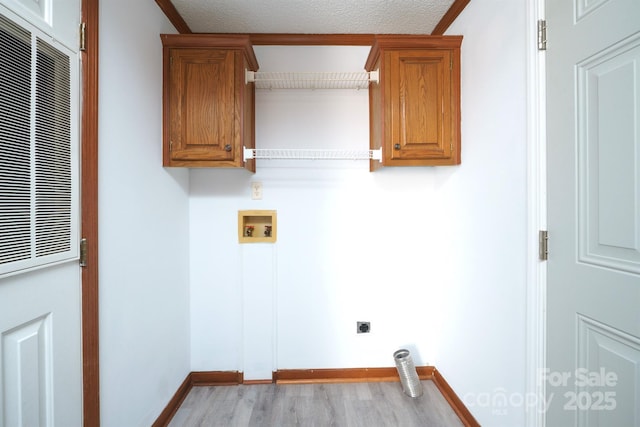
[546,0,640,425]
[0,266,82,426]
[0,1,81,426]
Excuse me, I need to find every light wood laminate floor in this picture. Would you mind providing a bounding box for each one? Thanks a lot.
[168,380,465,426]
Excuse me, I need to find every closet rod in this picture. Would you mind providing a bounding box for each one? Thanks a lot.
[244,147,382,162]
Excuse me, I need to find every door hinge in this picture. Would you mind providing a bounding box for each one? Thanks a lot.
[80,238,88,267]
[537,19,547,51]
[539,230,548,261]
[79,22,87,51]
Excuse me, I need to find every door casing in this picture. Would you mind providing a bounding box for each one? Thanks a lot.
[80,0,100,425]
[525,0,547,425]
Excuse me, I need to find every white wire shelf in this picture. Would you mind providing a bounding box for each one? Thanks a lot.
[244,147,382,162]
[246,70,379,90]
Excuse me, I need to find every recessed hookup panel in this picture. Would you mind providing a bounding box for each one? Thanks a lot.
[238,210,277,243]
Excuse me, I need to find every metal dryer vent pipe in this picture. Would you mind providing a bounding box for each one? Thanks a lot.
[393,349,423,398]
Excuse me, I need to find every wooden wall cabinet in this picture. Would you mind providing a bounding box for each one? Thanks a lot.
[365,36,462,170]
[162,34,259,169]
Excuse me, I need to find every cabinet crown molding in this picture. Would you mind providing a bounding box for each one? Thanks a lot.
[365,35,462,71]
[161,34,259,71]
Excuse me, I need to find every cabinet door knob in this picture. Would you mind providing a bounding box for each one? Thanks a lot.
[394,143,401,150]
[224,144,232,152]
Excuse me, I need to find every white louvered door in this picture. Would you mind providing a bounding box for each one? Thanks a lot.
[0,1,81,425]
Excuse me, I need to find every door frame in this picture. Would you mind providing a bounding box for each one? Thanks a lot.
[525,0,547,426]
[77,1,548,425]
[80,0,99,425]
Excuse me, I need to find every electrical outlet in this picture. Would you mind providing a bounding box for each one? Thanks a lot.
[357,321,370,334]
[251,181,263,200]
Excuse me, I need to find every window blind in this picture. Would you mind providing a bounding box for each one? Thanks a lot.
[0,12,76,274]
[35,39,72,257]
[0,15,32,265]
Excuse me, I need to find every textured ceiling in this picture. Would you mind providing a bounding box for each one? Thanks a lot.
[170,0,457,34]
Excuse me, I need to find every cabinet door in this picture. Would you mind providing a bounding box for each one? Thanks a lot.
[385,49,457,164]
[168,48,241,166]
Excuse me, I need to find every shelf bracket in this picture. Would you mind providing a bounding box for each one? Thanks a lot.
[369,70,379,84]
[246,69,255,84]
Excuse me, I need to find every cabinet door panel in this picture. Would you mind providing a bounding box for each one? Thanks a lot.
[170,49,239,163]
[388,50,452,161]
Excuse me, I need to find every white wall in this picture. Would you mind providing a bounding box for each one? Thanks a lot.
[98,1,190,425]
[189,0,528,426]
[443,1,528,426]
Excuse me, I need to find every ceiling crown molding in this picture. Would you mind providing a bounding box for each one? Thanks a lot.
[155,0,192,34]
[432,0,470,35]
[155,0,470,40]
